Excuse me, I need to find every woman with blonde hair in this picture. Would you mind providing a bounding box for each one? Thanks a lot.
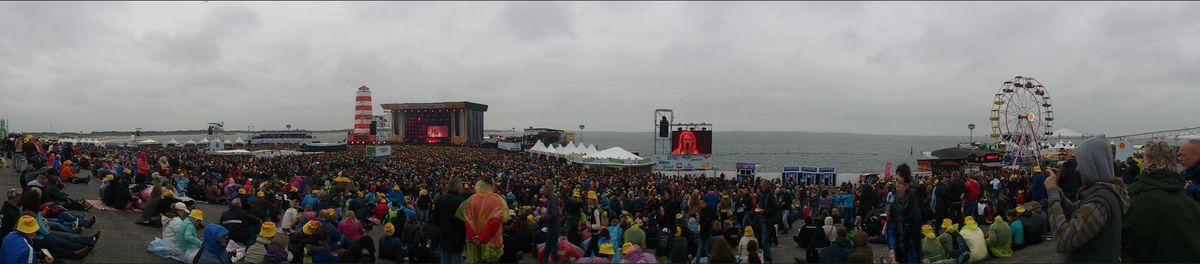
[1121,140,1200,263]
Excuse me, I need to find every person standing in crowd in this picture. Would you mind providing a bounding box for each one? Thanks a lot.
[1058,158,1083,202]
[757,180,779,263]
[887,163,923,263]
[1044,136,1128,263]
[1121,140,1200,263]
[433,178,466,264]
[2,188,22,234]
[539,183,560,264]
[1180,139,1200,202]
[1031,167,1047,205]
[457,178,510,263]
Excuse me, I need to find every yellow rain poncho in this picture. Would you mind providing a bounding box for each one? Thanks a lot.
[456,180,511,263]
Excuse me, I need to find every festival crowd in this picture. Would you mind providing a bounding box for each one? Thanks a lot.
[2,134,1200,263]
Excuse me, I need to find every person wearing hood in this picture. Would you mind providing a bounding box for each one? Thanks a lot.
[960,216,988,263]
[197,224,233,264]
[668,227,689,263]
[1045,136,1130,263]
[737,226,758,261]
[845,231,873,263]
[175,209,204,263]
[1121,140,1200,263]
[821,216,836,243]
[920,224,950,264]
[985,215,1012,258]
[220,198,262,248]
[148,202,187,259]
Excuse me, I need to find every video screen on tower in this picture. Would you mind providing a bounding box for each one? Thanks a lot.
[427,126,449,138]
[671,130,712,155]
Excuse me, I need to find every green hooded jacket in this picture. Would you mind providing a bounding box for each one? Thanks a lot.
[986,216,1012,258]
[1122,169,1200,263]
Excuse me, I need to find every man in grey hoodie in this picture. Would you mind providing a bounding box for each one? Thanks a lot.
[1044,136,1129,263]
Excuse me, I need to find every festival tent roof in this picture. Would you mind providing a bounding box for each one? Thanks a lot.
[199,138,210,143]
[583,147,644,160]
[137,139,159,145]
[234,137,245,144]
[530,140,547,152]
[223,139,233,144]
[185,139,197,145]
[168,139,181,145]
[586,144,599,154]
[563,142,577,153]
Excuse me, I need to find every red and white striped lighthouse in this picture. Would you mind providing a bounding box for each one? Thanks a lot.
[348,85,376,143]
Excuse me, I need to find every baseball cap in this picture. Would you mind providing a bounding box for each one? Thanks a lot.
[7,188,21,199]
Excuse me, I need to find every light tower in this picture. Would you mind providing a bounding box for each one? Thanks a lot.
[348,85,377,143]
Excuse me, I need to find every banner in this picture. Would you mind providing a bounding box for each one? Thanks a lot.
[654,154,712,170]
[366,145,392,157]
[1115,141,1134,161]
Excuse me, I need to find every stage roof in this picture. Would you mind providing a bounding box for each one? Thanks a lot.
[381,101,488,111]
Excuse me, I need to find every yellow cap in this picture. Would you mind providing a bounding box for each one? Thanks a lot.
[239,188,248,195]
[64,160,72,165]
[320,209,335,219]
[634,219,643,227]
[1033,166,1042,173]
[743,226,754,237]
[420,189,428,196]
[189,209,204,220]
[260,221,277,238]
[675,227,682,237]
[941,218,953,230]
[922,224,935,239]
[302,220,320,235]
[257,191,265,198]
[572,190,581,198]
[163,190,174,197]
[527,214,535,223]
[964,216,977,226]
[676,213,684,220]
[106,174,114,181]
[599,243,615,255]
[1016,205,1026,214]
[587,191,598,199]
[384,222,395,236]
[17,215,39,234]
[621,242,635,254]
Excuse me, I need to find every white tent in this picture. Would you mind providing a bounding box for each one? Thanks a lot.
[223,139,233,144]
[211,149,253,156]
[186,139,197,145]
[530,140,547,153]
[572,143,588,155]
[137,139,159,145]
[199,138,210,144]
[547,145,559,156]
[585,144,599,154]
[557,144,577,156]
[234,137,246,144]
[168,139,181,146]
[583,147,644,160]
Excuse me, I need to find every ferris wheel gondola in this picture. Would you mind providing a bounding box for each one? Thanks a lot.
[989,76,1054,166]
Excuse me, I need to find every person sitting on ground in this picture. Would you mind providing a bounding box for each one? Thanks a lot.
[737,226,758,262]
[1008,208,1026,251]
[243,221,278,264]
[174,209,204,263]
[147,202,187,259]
[846,230,874,264]
[377,222,404,263]
[818,227,852,263]
[709,236,737,264]
[919,224,949,263]
[2,213,55,264]
[937,218,970,264]
[961,216,988,263]
[196,224,233,264]
[986,215,1013,258]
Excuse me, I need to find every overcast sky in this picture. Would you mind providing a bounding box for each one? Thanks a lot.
[2,2,1198,136]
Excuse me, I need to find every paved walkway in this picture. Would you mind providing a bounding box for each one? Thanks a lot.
[0,166,1064,263]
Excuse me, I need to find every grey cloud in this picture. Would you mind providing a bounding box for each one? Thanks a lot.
[1,2,1198,136]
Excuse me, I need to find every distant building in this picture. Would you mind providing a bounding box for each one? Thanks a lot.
[380,101,488,145]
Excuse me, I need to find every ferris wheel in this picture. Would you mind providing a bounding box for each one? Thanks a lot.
[989,76,1054,166]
